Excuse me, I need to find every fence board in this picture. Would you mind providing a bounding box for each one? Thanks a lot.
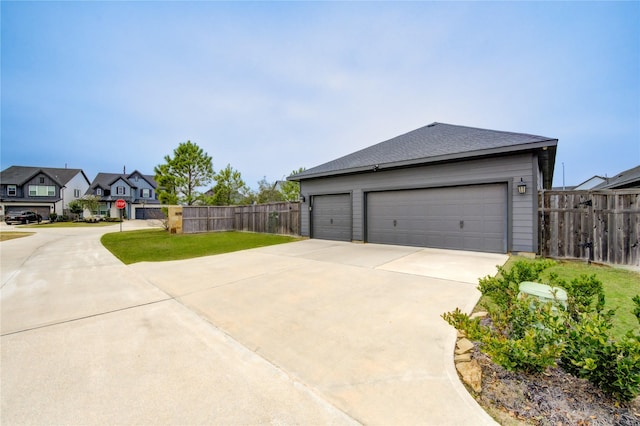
[539,189,640,267]
[181,202,300,236]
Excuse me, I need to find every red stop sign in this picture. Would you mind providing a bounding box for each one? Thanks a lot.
[115,199,126,209]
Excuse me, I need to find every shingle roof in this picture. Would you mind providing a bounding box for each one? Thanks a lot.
[0,165,87,186]
[290,122,557,182]
[593,165,640,189]
[88,171,157,191]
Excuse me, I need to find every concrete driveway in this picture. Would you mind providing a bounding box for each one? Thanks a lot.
[1,222,506,425]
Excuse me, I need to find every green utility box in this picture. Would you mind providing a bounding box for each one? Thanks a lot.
[518,281,568,308]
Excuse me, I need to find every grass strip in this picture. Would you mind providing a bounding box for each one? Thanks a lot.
[480,256,639,340]
[0,231,34,242]
[101,229,300,265]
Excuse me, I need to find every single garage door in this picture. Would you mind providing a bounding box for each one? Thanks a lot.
[312,194,352,241]
[367,184,507,253]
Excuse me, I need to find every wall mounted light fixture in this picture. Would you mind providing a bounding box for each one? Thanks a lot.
[299,194,306,203]
[517,178,527,194]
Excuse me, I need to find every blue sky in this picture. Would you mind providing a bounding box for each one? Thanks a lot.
[2,1,639,190]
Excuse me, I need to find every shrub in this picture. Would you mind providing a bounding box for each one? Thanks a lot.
[561,311,640,401]
[49,212,58,222]
[443,260,640,401]
[443,297,565,374]
[551,273,605,320]
[478,259,556,310]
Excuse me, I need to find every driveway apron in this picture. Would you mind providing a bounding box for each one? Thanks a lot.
[1,224,354,425]
[130,239,506,425]
[2,224,505,425]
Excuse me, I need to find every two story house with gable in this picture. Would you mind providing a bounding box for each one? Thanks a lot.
[0,166,90,220]
[86,170,161,219]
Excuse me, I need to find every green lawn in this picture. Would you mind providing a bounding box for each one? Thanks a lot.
[101,229,301,264]
[0,231,34,242]
[483,256,640,340]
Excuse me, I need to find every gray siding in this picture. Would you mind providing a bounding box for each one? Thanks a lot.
[299,153,538,252]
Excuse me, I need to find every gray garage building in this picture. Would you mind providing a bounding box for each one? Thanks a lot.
[288,122,557,254]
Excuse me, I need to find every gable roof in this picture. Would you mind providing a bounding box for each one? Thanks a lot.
[289,122,558,188]
[0,165,89,187]
[573,175,607,190]
[593,165,640,189]
[88,171,157,192]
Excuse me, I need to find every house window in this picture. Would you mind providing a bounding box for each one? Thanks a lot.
[28,185,55,197]
[116,186,125,195]
[74,189,81,197]
[39,177,45,184]
[141,188,151,198]
[7,185,17,196]
[96,188,102,196]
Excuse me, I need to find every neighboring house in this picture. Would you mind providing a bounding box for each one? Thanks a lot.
[86,170,161,219]
[573,175,607,190]
[592,164,640,189]
[288,122,558,254]
[0,165,90,220]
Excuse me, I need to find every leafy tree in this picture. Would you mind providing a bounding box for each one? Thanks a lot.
[68,199,84,218]
[278,167,305,202]
[154,163,179,205]
[154,141,215,205]
[80,195,101,217]
[256,177,284,204]
[210,164,250,205]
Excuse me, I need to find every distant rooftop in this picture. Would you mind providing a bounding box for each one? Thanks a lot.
[0,165,87,186]
[594,165,640,189]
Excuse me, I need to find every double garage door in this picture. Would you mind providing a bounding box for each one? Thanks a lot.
[135,208,164,220]
[5,206,51,220]
[312,184,507,253]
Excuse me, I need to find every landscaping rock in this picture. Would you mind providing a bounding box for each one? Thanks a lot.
[456,359,482,393]
[455,338,474,354]
[454,352,472,362]
[470,311,488,319]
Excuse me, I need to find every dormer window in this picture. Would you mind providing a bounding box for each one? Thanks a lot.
[96,188,102,196]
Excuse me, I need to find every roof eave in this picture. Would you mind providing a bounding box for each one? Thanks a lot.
[290,139,558,181]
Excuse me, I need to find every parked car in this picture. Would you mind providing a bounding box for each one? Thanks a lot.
[5,211,42,224]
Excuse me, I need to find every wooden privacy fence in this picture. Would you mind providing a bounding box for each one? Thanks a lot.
[181,202,301,236]
[539,190,640,266]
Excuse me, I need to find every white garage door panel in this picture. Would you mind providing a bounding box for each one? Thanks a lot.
[367,184,507,253]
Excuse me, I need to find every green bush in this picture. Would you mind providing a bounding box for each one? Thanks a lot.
[478,259,556,310]
[561,311,640,401]
[551,273,605,319]
[443,297,565,374]
[443,260,640,401]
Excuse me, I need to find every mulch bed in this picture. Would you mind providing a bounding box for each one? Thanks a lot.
[471,346,640,425]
